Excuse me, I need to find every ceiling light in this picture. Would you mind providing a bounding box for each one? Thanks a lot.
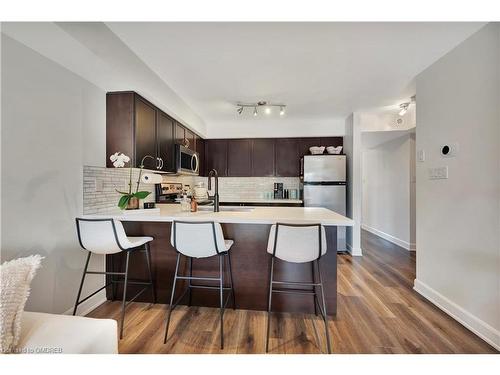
[399,103,410,116]
[236,101,287,117]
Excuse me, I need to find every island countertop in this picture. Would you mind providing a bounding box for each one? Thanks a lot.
[90,204,347,315]
[83,205,354,226]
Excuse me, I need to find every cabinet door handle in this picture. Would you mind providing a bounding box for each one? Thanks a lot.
[160,158,164,170]
[156,157,161,169]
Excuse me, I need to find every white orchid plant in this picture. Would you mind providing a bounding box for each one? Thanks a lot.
[110,152,151,210]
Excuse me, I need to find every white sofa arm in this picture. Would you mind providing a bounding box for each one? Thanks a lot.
[16,311,118,354]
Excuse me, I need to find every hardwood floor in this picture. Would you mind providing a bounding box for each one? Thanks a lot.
[87,230,498,354]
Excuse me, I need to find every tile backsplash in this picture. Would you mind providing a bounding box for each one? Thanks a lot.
[192,177,300,201]
[161,176,300,201]
[83,166,156,214]
[83,166,301,214]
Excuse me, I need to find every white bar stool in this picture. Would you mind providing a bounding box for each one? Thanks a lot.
[74,218,156,339]
[265,223,332,353]
[163,220,235,349]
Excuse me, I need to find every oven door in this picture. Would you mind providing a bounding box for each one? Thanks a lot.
[176,145,199,175]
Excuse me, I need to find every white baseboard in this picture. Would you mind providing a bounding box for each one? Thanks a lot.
[414,279,500,351]
[362,223,416,251]
[63,290,107,317]
[346,243,363,256]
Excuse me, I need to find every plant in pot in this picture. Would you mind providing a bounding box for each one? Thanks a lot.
[110,152,151,210]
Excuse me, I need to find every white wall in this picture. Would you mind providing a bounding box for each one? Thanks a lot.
[414,23,500,350]
[1,22,207,137]
[362,130,416,250]
[1,34,106,315]
[344,113,362,256]
[207,118,346,139]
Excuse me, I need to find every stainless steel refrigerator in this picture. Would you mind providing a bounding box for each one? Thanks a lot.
[300,155,347,252]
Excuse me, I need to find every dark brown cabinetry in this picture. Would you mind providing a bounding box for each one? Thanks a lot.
[275,138,300,177]
[134,97,158,170]
[251,139,275,177]
[204,137,343,177]
[227,139,252,177]
[195,135,205,176]
[174,122,185,146]
[106,91,203,173]
[157,111,175,173]
[205,139,228,176]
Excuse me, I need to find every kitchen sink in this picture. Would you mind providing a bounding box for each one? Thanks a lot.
[197,206,254,212]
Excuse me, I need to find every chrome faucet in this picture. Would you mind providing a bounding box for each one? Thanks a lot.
[207,169,220,212]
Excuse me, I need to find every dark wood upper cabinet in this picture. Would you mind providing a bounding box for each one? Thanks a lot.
[298,137,322,157]
[106,91,204,173]
[174,122,185,146]
[195,135,205,176]
[106,92,135,168]
[157,111,175,172]
[135,97,158,170]
[185,128,195,151]
[251,139,275,177]
[227,139,252,177]
[205,139,228,177]
[320,137,343,150]
[275,138,300,177]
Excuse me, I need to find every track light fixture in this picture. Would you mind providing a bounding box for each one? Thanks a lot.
[399,103,409,116]
[398,95,416,117]
[236,100,287,117]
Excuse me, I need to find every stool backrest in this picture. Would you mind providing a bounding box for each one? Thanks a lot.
[171,221,226,258]
[267,223,327,263]
[76,218,129,255]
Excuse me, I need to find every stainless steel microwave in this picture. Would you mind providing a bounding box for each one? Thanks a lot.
[175,144,199,175]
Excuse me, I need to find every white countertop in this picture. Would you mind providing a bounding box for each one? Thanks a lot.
[219,198,302,204]
[83,205,354,226]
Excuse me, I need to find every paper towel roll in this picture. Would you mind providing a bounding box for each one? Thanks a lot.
[141,173,163,184]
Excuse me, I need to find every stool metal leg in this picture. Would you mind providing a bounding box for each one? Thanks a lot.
[110,254,117,301]
[188,257,193,306]
[144,243,156,303]
[164,253,181,344]
[316,259,332,354]
[226,253,236,309]
[119,251,130,339]
[265,257,275,353]
[219,255,224,349]
[73,251,91,316]
[312,261,318,316]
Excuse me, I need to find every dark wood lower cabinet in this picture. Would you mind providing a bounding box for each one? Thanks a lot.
[106,222,337,315]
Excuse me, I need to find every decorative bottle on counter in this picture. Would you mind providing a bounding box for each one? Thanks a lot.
[190,197,198,212]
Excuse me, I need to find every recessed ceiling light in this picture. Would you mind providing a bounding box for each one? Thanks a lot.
[280,106,285,116]
[265,107,271,115]
[253,107,258,116]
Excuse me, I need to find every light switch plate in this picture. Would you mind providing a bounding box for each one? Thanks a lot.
[428,166,448,180]
[417,149,425,162]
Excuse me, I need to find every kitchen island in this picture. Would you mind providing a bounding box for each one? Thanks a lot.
[84,205,353,315]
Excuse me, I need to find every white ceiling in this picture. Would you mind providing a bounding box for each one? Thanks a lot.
[107,22,484,133]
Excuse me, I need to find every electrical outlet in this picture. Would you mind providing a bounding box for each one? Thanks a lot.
[428,166,448,180]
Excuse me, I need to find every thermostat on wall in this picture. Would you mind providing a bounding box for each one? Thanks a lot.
[440,142,459,158]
